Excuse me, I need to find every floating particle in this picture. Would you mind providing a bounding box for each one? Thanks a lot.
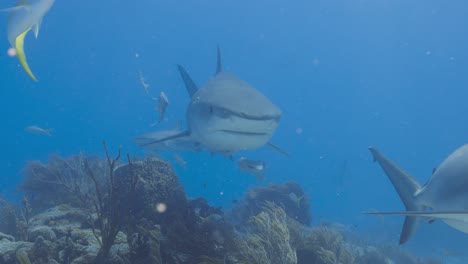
[156,202,167,213]
[296,127,303,135]
[7,48,16,57]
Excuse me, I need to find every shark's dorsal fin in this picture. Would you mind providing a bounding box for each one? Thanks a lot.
[216,45,222,74]
[177,65,198,98]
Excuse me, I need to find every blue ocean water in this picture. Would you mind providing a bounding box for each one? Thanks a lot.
[1,0,468,260]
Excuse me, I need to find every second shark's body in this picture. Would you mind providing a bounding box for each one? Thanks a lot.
[367,145,468,244]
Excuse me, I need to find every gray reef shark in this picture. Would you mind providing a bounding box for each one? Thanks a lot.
[138,47,286,156]
[1,0,55,81]
[365,145,468,244]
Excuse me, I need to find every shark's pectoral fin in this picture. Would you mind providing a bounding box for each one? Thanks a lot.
[0,5,26,12]
[177,65,198,98]
[33,19,42,38]
[363,211,468,220]
[267,142,289,156]
[140,130,190,147]
[15,29,38,81]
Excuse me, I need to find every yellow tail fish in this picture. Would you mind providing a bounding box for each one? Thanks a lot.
[1,0,55,81]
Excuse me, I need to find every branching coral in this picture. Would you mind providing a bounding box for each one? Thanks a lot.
[86,141,137,264]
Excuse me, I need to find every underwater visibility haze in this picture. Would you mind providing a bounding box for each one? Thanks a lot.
[1,0,468,263]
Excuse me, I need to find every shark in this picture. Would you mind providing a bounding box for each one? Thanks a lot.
[139,47,286,156]
[366,145,468,244]
[1,0,55,81]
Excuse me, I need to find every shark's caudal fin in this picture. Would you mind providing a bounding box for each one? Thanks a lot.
[216,45,222,74]
[368,147,425,244]
[15,29,38,81]
[177,65,197,98]
[140,130,190,147]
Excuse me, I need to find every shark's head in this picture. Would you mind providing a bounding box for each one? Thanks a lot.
[187,72,281,153]
[138,47,285,156]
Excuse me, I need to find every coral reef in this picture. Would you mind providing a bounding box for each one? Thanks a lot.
[113,156,233,263]
[232,202,297,264]
[230,181,312,225]
[0,150,445,264]
[355,245,442,264]
[287,219,354,264]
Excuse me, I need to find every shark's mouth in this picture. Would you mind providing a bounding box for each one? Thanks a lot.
[219,129,268,136]
[226,109,281,122]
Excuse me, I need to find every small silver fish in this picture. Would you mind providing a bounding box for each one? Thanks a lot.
[151,91,169,126]
[139,71,150,95]
[173,153,187,169]
[237,157,266,181]
[25,125,53,136]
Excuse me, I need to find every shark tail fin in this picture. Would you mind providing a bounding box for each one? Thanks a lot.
[177,65,198,98]
[368,147,425,244]
[215,45,222,74]
[15,29,38,81]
